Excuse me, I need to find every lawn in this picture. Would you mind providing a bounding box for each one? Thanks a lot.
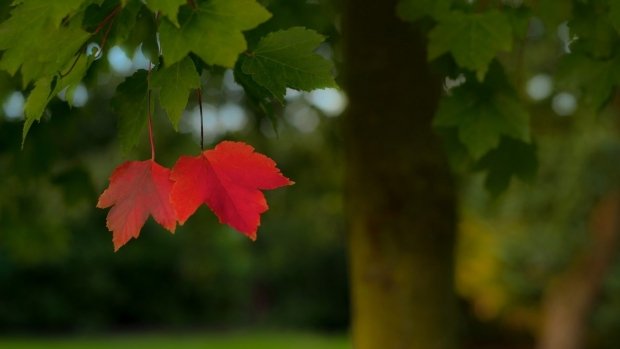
[0,332,350,349]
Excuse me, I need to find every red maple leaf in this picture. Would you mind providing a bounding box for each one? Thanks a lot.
[170,141,293,240]
[97,160,177,251]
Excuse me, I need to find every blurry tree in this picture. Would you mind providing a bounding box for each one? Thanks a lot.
[3,0,620,349]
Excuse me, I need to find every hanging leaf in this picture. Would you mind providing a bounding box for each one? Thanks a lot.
[158,0,271,68]
[170,141,293,240]
[241,27,337,102]
[152,57,200,130]
[428,10,512,80]
[111,70,150,152]
[97,160,177,251]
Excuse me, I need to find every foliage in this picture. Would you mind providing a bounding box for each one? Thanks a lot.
[397,0,620,193]
[0,0,337,248]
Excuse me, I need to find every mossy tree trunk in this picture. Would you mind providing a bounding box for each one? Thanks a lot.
[342,1,458,348]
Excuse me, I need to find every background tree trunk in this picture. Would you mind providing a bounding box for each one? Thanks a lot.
[538,192,620,349]
[342,1,458,348]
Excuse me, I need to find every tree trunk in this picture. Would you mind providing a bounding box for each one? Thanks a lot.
[342,2,458,348]
[538,192,620,349]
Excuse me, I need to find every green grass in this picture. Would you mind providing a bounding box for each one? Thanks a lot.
[0,331,349,349]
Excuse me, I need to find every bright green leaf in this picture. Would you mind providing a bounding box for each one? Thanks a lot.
[241,27,336,102]
[152,57,200,129]
[111,70,150,152]
[428,10,512,80]
[144,0,185,27]
[397,0,451,22]
[434,83,530,160]
[158,0,271,68]
[0,6,89,85]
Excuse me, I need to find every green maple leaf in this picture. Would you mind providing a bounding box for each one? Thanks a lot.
[111,70,151,152]
[428,10,512,80]
[158,0,271,68]
[397,0,451,22]
[152,57,201,130]
[0,1,90,85]
[22,77,53,145]
[241,27,336,103]
[22,55,94,145]
[144,0,185,27]
[434,78,530,160]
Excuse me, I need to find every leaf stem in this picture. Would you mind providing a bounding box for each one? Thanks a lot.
[147,65,156,160]
[93,5,121,35]
[196,88,204,150]
[59,50,83,78]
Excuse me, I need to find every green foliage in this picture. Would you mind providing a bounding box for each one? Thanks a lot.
[396,0,451,22]
[476,138,537,195]
[111,70,150,152]
[158,0,271,67]
[22,78,53,142]
[428,10,512,80]
[144,0,185,27]
[570,0,618,59]
[241,27,336,102]
[152,57,200,130]
[529,0,572,29]
[0,0,339,151]
[0,2,89,85]
[434,71,530,160]
[556,53,620,110]
[611,1,620,34]
[23,55,94,142]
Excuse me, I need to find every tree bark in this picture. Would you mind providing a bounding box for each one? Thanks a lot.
[342,2,458,348]
[538,192,620,349]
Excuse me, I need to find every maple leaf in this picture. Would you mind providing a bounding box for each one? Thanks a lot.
[97,160,177,251]
[170,141,293,240]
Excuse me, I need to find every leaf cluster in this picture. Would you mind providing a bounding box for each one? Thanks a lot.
[0,0,337,150]
[399,0,620,194]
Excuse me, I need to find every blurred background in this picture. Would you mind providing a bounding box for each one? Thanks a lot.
[2,0,620,348]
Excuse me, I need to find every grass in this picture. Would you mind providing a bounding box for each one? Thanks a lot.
[0,331,350,349]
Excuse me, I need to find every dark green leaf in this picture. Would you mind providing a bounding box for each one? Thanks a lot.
[152,57,200,129]
[476,137,538,195]
[556,53,620,110]
[241,27,336,102]
[434,70,530,159]
[428,10,512,80]
[569,1,618,58]
[111,70,150,152]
